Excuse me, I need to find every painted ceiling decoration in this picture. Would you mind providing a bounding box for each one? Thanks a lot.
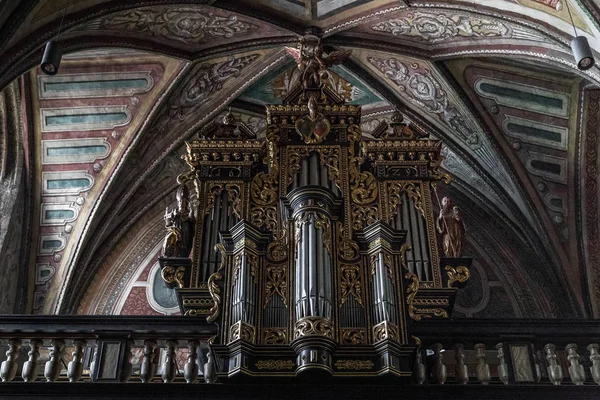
[0,0,598,319]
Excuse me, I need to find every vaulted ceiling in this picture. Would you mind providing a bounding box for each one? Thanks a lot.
[0,0,599,319]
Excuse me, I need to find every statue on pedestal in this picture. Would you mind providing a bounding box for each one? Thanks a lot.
[436,196,466,258]
[162,184,195,258]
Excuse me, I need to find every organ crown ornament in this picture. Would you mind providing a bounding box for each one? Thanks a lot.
[159,34,472,381]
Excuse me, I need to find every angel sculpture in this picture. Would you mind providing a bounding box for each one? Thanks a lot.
[285,34,352,90]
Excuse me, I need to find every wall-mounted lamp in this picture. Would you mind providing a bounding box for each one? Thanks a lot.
[40,2,69,75]
[566,0,595,70]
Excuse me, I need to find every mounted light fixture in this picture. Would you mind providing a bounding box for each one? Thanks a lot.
[41,40,63,75]
[566,0,595,70]
[40,1,69,75]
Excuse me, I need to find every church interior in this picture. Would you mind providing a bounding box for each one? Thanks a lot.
[1,0,600,398]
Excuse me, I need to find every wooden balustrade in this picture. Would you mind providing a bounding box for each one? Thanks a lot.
[0,316,217,384]
[412,319,600,386]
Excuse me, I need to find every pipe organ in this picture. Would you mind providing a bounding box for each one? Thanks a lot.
[160,37,471,380]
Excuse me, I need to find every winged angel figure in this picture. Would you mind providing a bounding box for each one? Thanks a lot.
[284,35,352,90]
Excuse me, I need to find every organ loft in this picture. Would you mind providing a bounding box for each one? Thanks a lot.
[159,35,472,381]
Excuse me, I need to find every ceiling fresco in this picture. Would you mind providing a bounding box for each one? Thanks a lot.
[0,0,598,318]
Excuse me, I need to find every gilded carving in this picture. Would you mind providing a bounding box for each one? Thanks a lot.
[342,329,366,345]
[90,7,258,45]
[255,360,295,370]
[266,225,288,262]
[405,272,448,320]
[335,360,374,370]
[250,126,280,231]
[340,264,363,307]
[206,243,227,322]
[373,321,399,342]
[371,12,509,43]
[337,222,360,261]
[205,184,224,215]
[225,184,243,220]
[263,329,287,345]
[264,264,288,307]
[229,321,256,343]
[161,266,185,288]
[351,205,379,231]
[445,265,470,287]
[294,316,333,339]
[369,253,393,282]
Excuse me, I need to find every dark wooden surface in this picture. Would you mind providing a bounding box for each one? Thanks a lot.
[0,382,598,400]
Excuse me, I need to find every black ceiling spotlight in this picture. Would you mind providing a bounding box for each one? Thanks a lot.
[40,1,69,75]
[566,0,595,70]
[41,40,62,75]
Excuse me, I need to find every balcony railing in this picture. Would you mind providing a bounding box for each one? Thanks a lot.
[0,316,599,390]
[0,315,217,384]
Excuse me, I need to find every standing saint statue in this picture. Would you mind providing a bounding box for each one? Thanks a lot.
[162,184,195,258]
[436,196,466,258]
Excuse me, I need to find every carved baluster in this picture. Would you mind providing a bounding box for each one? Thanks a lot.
[533,349,543,383]
[44,339,66,382]
[588,343,600,385]
[566,344,585,385]
[67,340,86,383]
[203,348,218,384]
[544,343,563,385]
[121,340,133,382]
[474,343,490,385]
[413,346,426,385]
[162,340,177,383]
[454,343,468,384]
[432,343,446,384]
[184,340,199,384]
[22,339,41,382]
[496,343,509,385]
[140,340,157,383]
[1,339,21,382]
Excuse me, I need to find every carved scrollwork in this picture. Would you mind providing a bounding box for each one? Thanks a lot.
[319,147,341,189]
[370,253,393,282]
[335,360,374,370]
[265,264,288,308]
[229,321,255,343]
[263,328,287,345]
[250,126,280,230]
[267,224,288,262]
[295,211,332,254]
[313,212,332,254]
[405,272,448,321]
[352,205,379,231]
[231,252,258,286]
[287,147,311,187]
[348,124,378,206]
[255,360,295,370]
[205,184,224,215]
[373,321,399,342]
[445,265,470,287]
[340,264,363,307]
[206,243,227,322]
[337,222,360,261]
[161,266,185,288]
[403,182,425,217]
[225,184,243,220]
[294,316,333,339]
[250,206,278,232]
[342,329,366,345]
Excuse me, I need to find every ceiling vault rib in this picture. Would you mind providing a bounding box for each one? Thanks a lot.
[58,49,290,314]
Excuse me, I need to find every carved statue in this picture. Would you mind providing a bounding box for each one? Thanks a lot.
[162,184,195,258]
[436,196,466,258]
[285,34,351,90]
